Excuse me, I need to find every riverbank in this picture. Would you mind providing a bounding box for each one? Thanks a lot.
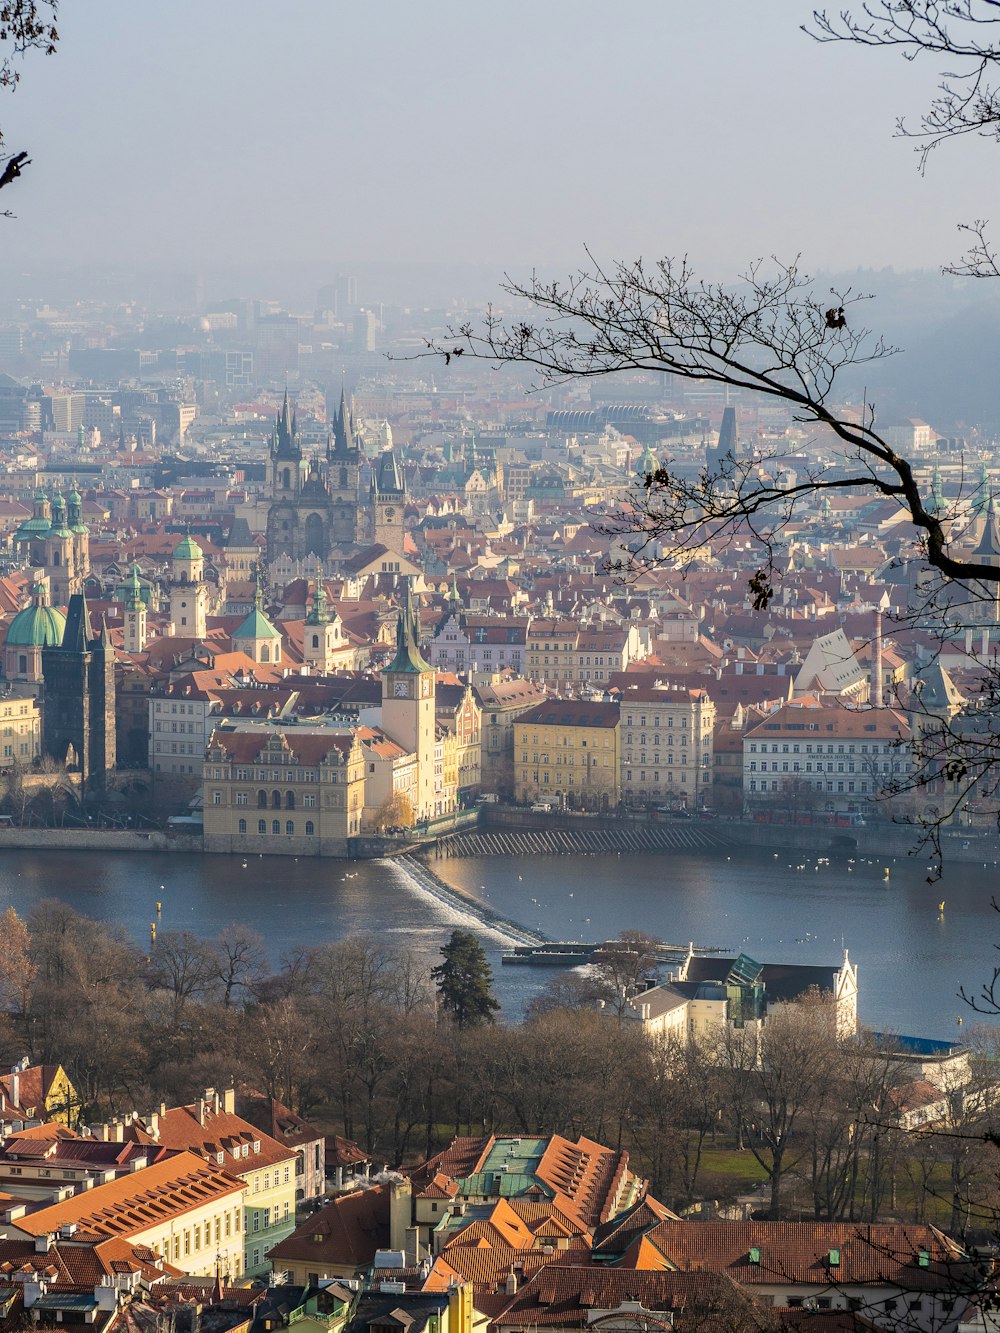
[0,829,203,853]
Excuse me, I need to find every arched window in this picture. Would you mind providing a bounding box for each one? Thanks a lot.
[258,819,266,834]
[312,635,319,649]
[261,645,269,662]
[18,655,26,675]
[272,791,281,809]
[339,466,348,488]
[285,820,294,835]
[52,550,60,566]
[272,819,281,835]
[238,819,247,834]
[282,468,290,489]
[257,790,267,808]
[305,821,314,836]
[286,791,295,810]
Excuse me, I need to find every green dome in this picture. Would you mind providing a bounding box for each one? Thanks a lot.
[6,603,66,648]
[173,535,203,560]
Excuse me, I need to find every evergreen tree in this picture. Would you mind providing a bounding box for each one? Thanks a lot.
[432,929,500,1028]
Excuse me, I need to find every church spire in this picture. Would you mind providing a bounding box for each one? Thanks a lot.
[272,389,300,459]
[385,577,432,674]
[331,386,354,457]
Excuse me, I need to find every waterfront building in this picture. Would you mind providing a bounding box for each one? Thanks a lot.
[625,949,859,1042]
[514,699,620,809]
[743,700,910,805]
[41,593,116,790]
[380,579,445,821]
[477,675,547,796]
[619,684,715,809]
[202,719,365,856]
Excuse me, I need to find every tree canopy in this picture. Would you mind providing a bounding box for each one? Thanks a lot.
[431,928,501,1028]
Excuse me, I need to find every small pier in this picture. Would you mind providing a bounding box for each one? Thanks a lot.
[501,940,729,967]
[438,822,733,858]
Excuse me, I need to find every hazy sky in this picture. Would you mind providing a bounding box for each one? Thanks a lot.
[4,1,999,282]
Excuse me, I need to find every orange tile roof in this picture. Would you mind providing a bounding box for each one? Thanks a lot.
[126,1102,296,1176]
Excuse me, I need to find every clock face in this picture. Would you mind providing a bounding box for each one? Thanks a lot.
[384,507,395,520]
[394,680,409,697]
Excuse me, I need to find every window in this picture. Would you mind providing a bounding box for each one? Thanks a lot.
[305,821,314,836]
[239,819,247,834]
[272,820,280,835]
[286,820,294,835]
[258,819,266,834]
[236,792,248,806]
[213,791,222,805]
[286,791,295,809]
[257,790,267,808]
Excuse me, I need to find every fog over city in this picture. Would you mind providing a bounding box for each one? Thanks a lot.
[6,0,1000,282]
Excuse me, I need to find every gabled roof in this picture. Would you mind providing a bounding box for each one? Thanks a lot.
[267,1183,389,1271]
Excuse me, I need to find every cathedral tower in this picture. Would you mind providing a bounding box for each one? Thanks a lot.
[169,534,208,638]
[327,388,363,546]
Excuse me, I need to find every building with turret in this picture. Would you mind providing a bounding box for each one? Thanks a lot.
[4,581,66,686]
[371,447,406,555]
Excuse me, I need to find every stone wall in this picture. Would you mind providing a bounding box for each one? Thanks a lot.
[0,829,201,852]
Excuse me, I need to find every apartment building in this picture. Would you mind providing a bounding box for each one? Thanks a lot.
[514,699,620,809]
[619,685,715,809]
[524,619,641,687]
[744,701,911,803]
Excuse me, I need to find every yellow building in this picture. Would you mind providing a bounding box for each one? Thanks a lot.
[4,1148,246,1279]
[514,700,620,810]
[118,1088,298,1279]
[203,722,366,857]
[0,1060,79,1126]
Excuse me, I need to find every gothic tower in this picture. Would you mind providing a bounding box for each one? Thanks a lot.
[41,593,116,790]
[371,448,406,555]
[124,562,148,654]
[326,388,363,546]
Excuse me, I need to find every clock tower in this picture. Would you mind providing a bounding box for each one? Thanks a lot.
[381,578,436,818]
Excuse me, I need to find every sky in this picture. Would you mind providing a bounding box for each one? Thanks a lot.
[3,0,1000,287]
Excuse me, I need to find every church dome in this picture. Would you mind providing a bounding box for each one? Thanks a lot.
[6,602,66,647]
[173,534,203,561]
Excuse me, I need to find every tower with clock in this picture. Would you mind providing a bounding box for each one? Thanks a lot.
[381,578,436,819]
[371,447,406,556]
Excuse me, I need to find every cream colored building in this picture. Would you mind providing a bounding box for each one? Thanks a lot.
[203,721,365,856]
[118,1088,298,1279]
[1,1148,246,1279]
[0,686,41,765]
[620,685,715,809]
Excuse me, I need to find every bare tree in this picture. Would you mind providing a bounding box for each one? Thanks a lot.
[0,2,58,209]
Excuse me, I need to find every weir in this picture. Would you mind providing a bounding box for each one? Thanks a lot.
[382,854,547,947]
[436,823,732,858]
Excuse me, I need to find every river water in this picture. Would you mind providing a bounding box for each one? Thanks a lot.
[0,844,997,1039]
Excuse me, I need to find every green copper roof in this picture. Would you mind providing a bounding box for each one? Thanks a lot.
[385,581,433,674]
[6,602,66,647]
[173,534,203,560]
[233,606,281,641]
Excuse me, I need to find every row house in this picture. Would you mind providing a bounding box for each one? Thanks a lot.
[429,613,529,675]
[203,722,366,856]
[744,700,911,804]
[524,619,642,688]
[618,684,715,809]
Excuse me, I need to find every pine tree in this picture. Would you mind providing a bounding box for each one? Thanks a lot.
[432,929,501,1028]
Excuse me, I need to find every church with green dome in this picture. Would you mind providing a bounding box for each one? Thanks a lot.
[3,582,67,685]
[12,485,90,605]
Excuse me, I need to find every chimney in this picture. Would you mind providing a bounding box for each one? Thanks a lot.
[196,1097,206,1126]
[10,1072,18,1110]
[388,1178,412,1252]
[147,1111,159,1139]
[505,1269,518,1296]
[222,1087,235,1114]
[872,611,884,708]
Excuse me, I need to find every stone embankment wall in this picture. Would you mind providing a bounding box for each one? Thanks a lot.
[0,830,202,853]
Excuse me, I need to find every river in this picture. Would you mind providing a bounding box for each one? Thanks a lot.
[0,844,997,1039]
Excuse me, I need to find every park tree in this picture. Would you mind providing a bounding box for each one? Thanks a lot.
[0,905,35,1021]
[374,789,414,832]
[432,928,500,1028]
